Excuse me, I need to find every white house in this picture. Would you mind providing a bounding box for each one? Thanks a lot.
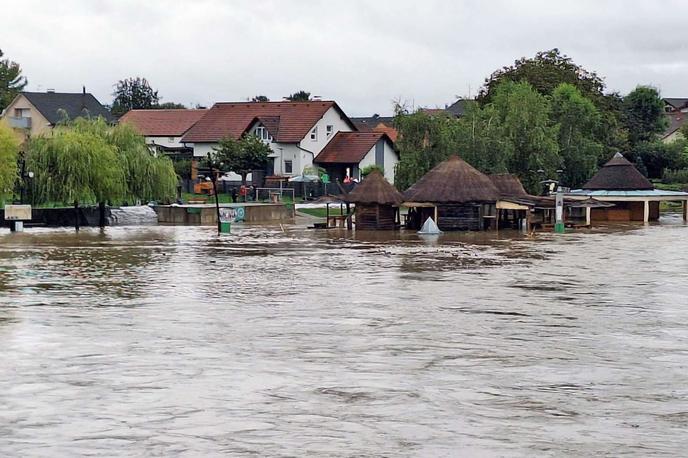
[181,101,356,180]
[118,109,206,155]
[314,132,399,184]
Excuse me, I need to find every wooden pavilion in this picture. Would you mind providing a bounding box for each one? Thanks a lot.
[403,156,500,231]
[345,170,403,230]
[566,153,688,222]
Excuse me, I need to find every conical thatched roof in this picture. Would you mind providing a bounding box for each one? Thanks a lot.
[489,174,529,197]
[345,170,403,205]
[403,155,500,203]
[582,153,654,190]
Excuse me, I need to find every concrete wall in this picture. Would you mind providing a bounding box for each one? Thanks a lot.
[155,203,294,225]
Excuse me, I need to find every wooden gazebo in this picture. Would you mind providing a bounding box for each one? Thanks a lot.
[345,170,403,230]
[403,155,500,231]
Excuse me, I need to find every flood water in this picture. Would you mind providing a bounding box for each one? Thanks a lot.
[1,216,688,457]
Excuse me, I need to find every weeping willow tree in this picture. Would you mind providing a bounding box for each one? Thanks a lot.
[0,120,20,205]
[27,127,126,207]
[28,118,177,208]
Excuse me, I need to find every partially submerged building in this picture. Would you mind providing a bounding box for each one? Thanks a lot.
[567,153,688,222]
[403,155,500,231]
[345,170,403,230]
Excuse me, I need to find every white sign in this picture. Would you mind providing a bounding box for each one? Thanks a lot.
[4,205,32,221]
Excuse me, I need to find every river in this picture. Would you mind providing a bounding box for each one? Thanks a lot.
[1,217,687,456]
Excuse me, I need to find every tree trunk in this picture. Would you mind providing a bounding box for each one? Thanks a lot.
[74,200,80,232]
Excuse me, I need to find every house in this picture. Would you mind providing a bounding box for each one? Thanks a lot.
[314,132,398,184]
[351,115,397,142]
[445,98,470,117]
[566,153,688,222]
[662,98,688,143]
[181,101,356,179]
[119,109,206,157]
[0,89,114,140]
[403,155,501,231]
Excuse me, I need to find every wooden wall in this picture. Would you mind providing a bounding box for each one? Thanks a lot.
[355,204,396,230]
[437,204,482,231]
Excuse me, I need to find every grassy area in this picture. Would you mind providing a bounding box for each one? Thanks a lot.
[655,182,688,192]
[298,207,344,218]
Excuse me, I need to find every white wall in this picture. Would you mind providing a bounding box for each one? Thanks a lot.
[357,139,399,184]
[298,106,354,173]
[146,136,184,149]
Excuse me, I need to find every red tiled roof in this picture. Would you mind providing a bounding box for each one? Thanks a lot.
[371,123,398,143]
[119,109,206,136]
[315,132,389,164]
[182,101,351,143]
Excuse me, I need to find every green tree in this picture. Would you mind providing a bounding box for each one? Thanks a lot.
[490,81,560,192]
[285,90,311,102]
[455,101,510,174]
[154,102,187,109]
[393,108,462,190]
[550,83,604,187]
[211,134,271,185]
[623,86,669,146]
[111,77,159,117]
[0,120,20,203]
[478,49,605,104]
[0,49,27,112]
[252,95,270,102]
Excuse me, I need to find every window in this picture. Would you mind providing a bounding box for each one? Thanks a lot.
[284,159,293,174]
[14,108,30,118]
[310,126,318,141]
[326,125,333,137]
[255,126,272,142]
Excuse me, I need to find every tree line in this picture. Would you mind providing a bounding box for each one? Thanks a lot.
[394,49,688,192]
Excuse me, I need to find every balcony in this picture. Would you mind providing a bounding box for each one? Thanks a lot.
[7,116,32,129]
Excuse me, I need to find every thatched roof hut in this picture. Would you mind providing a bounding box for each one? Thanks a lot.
[345,170,403,205]
[582,153,653,190]
[403,155,500,203]
[346,171,402,230]
[489,173,529,198]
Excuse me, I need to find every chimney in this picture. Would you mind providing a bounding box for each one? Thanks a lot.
[83,85,86,95]
[46,88,55,93]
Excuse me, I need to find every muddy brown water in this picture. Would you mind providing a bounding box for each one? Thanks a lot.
[1,216,688,457]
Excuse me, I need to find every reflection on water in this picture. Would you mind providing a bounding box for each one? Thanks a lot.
[1,217,688,456]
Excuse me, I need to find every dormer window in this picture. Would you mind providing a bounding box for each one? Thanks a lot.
[310,126,318,141]
[326,125,333,137]
[255,125,272,142]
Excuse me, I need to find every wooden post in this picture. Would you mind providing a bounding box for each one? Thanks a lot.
[98,201,106,229]
[643,200,650,223]
[683,199,687,221]
[74,200,80,232]
[585,206,591,227]
[434,206,438,223]
[326,203,330,227]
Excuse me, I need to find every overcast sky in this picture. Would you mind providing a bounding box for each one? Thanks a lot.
[2,0,687,116]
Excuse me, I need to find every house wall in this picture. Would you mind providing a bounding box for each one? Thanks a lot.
[146,135,184,149]
[1,94,52,139]
[357,139,398,183]
[298,106,354,172]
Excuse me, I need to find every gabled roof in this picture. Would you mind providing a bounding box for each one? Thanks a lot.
[21,91,114,124]
[345,170,403,205]
[662,112,687,139]
[446,99,470,117]
[119,109,206,136]
[664,98,688,110]
[582,153,654,191]
[254,115,281,138]
[314,132,391,164]
[181,101,355,143]
[403,155,500,204]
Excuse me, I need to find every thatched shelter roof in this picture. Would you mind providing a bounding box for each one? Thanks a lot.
[489,174,529,198]
[582,153,654,191]
[403,155,500,204]
[345,170,403,205]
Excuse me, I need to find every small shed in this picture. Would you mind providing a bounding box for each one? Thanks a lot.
[568,153,688,222]
[345,170,403,230]
[403,155,500,231]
